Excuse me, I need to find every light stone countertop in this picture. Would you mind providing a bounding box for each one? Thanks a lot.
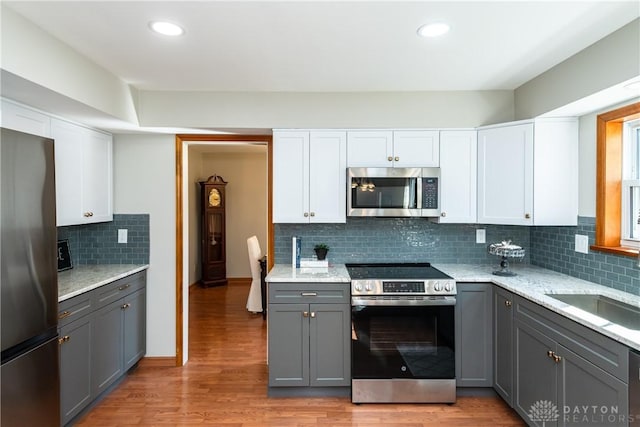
[58,264,149,302]
[265,262,640,351]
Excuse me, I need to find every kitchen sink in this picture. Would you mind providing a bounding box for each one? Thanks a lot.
[545,294,640,331]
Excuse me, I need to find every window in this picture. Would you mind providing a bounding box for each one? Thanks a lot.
[594,101,640,257]
[621,119,640,248]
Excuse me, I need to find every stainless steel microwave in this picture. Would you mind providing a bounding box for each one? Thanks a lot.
[347,167,441,217]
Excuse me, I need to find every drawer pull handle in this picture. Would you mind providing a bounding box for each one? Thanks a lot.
[553,354,562,363]
[59,311,71,319]
[119,284,130,291]
[547,350,554,358]
[83,212,94,217]
[301,292,317,297]
[121,303,131,310]
[58,336,70,345]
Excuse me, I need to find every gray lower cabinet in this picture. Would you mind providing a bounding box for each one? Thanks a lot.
[268,283,350,389]
[455,282,493,387]
[58,271,146,426]
[494,286,514,405]
[513,295,629,427]
[59,315,92,425]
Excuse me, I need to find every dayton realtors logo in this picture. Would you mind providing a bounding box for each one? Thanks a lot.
[528,400,560,426]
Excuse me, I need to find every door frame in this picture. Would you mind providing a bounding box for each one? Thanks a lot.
[174,134,273,366]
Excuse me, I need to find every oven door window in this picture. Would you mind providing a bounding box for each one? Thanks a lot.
[350,177,418,209]
[351,305,454,379]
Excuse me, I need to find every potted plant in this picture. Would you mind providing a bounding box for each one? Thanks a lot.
[314,243,329,261]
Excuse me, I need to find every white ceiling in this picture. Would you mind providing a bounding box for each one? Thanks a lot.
[4,0,640,93]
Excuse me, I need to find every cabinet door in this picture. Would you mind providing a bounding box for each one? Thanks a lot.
[439,130,477,223]
[346,131,393,167]
[309,303,350,387]
[477,123,533,225]
[123,288,146,371]
[514,318,558,427]
[455,283,493,387]
[273,131,309,223]
[59,316,92,426]
[556,345,628,427]
[92,299,124,396]
[52,119,113,226]
[268,303,309,387]
[393,130,439,167]
[494,287,514,406]
[309,131,346,223]
[1,100,51,137]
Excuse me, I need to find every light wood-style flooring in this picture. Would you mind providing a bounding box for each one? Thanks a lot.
[76,283,525,426]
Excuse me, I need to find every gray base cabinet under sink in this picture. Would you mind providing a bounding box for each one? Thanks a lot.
[268,283,350,391]
[455,283,493,387]
[58,271,146,426]
[512,295,629,427]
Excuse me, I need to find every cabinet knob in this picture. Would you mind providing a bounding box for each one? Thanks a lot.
[387,156,393,161]
[394,157,399,162]
[504,300,512,307]
[547,350,554,359]
[59,311,71,319]
[553,354,562,363]
[310,312,316,318]
[58,335,70,345]
[525,213,531,219]
[304,212,309,217]
[121,303,131,310]
[441,212,447,217]
[310,212,315,217]
[302,311,309,318]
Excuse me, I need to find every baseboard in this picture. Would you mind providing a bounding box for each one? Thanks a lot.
[227,277,251,286]
[139,356,177,368]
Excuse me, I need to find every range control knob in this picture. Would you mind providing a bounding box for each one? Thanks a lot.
[433,281,442,292]
[445,282,453,292]
[365,284,374,292]
[354,284,363,292]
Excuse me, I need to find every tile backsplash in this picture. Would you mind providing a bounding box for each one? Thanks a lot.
[275,216,639,296]
[57,214,150,266]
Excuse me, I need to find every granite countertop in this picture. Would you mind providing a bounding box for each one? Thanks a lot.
[58,264,149,302]
[434,263,640,351]
[265,262,640,351]
[266,264,350,283]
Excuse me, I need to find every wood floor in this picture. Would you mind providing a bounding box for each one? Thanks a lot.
[75,283,525,426]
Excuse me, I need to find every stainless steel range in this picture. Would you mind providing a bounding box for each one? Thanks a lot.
[347,263,457,404]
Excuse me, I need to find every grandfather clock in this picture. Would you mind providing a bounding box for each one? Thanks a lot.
[199,175,228,287]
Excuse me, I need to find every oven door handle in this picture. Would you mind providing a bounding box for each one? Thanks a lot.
[351,297,456,307]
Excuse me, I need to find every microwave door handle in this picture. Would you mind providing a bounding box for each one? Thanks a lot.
[416,176,423,214]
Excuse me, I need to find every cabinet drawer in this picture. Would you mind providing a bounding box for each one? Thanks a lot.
[94,271,146,308]
[268,283,349,304]
[513,295,628,382]
[58,293,92,327]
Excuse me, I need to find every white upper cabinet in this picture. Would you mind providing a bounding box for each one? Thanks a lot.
[1,99,51,138]
[346,130,439,167]
[52,118,113,226]
[436,130,477,223]
[477,118,577,226]
[273,130,346,223]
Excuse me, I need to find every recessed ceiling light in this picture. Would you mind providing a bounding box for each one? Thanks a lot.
[417,22,450,38]
[149,21,184,36]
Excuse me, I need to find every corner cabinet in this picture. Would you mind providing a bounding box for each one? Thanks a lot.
[477,118,577,226]
[58,271,146,426]
[346,130,439,167]
[267,283,350,391]
[273,130,346,223]
[455,283,493,387]
[51,118,113,226]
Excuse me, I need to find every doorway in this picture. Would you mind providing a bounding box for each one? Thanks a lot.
[175,134,273,366]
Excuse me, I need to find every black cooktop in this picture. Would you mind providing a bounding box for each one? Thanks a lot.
[345,263,452,280]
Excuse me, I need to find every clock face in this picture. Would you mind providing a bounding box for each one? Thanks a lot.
[208,188,222,207]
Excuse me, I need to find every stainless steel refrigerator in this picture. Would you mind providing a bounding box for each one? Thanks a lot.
[1,127,60,426]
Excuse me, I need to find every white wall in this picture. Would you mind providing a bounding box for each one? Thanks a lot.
[188,148,203,286]
[113,134,176,357]
[578,97,640,217]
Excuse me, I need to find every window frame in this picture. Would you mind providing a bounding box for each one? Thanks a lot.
[593,101,640,257]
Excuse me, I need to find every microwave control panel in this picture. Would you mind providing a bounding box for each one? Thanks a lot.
[422,178,439,209]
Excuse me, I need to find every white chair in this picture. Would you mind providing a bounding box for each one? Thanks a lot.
[246,235,263,314]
